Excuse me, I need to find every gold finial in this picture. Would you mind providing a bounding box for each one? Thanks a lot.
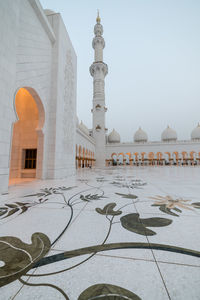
[96,9,101,23]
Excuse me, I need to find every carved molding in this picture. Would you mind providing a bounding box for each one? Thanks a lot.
[90,62,108,77]
[94,23,103,36]
[92,37,105,49]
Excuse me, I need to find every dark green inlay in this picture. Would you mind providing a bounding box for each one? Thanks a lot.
[0,233,50,287]
[96,203,122,216]
[120,213,172,236]
[192,202,200,209]
[115,193,138,199]
[80,193,107,202]
[33,242,200,269]
[78,283,142,299]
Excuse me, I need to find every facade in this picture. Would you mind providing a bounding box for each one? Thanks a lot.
[0,0,77,194]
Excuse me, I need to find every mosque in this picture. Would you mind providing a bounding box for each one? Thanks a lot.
[0,0,199,194]
[76,11,200,168]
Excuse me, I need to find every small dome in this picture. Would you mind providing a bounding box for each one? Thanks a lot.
[108,129,120,143]
[191,123,200,141]
[79,121,89,135]
[161,125,177,142]
[134,127,148,143]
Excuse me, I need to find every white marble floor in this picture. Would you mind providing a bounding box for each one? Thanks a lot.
[0,166,200,299]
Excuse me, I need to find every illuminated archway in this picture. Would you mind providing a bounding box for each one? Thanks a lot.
[82,148,85,168]
[9,87,45,182]
[172,151,179,165]
[182,151,188,165]
[75,145,78,169]
[125,152,131,165]
[111,153,117,166]
[118,153,124,165]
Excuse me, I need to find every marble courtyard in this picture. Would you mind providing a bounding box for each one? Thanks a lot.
[0,1,200,299]
[0,166,200,299]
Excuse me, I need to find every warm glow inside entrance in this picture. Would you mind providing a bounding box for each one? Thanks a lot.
[9,88,39,182]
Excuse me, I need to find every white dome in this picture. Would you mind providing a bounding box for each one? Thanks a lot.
[79,121,89,135]
[108,129,120,143]
[191,123,200,141]
[161,125,177,142]
[134,127,148,143]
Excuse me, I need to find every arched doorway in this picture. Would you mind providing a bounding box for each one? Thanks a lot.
[111,153,117,166]
[118,153,124,165]
[125,153,130,165]
[9,87,45,183]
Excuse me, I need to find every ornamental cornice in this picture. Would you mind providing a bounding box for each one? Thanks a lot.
[94,23,103,36]
[90,62,108,77]
[92,36,105,49]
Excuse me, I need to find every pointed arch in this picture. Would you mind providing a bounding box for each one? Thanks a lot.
[9,87,45,182]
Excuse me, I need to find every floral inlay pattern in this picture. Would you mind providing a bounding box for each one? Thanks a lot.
[150,195,200,217]
[0,233,50,287]
[1,171,200,299]
[0,186,76,220]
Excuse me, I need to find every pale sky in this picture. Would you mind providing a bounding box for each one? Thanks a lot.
[40,0,200,142]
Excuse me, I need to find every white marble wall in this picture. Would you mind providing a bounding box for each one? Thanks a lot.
[76,128,95,154]
[46,12,77,179]
[0,0,77,193]
[0,0,21,193]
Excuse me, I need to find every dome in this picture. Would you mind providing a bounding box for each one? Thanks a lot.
[191,123,200,141]
[161,125,177,142]
[79,121,89,135]
[134,127,148,143]
[108,129,120,143]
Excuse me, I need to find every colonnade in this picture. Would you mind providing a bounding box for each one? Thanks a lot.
[106,151,200,166]
[76,145,95,169]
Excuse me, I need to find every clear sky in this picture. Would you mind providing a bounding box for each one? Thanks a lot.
[40,0,200,142]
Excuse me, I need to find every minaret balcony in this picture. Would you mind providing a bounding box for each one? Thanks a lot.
[90,62,108,77]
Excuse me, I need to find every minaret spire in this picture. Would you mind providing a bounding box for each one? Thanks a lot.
[96,9,101,23]
[90,13,108,167]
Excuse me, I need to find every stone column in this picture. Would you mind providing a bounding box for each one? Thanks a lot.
[90,13,108,168]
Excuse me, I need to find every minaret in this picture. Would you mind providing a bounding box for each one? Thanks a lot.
[90,11,108,167]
